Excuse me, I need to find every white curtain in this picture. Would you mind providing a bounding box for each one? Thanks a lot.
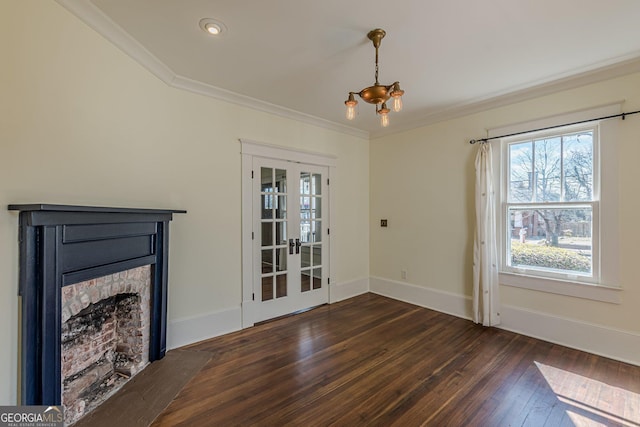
[473,142,501,326]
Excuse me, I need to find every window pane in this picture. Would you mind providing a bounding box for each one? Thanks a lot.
[534,137,561,202]
[301,270,311,292]
[312,245,322,267]
[276,195,287,219]
[563,132,593,202]
[261,167,272,192]
[261,276,273,301]
[312,174,322,195]
[261,222,273,247]
[261,249,273,274]
[508,207,592,275]
[509,141,533,202]
[275,221,287,245]
[275,247,287,272]
[301,246,310,268]
[261,194,273,219]
[301,196,310,211]
[312,221,321,242]
[312,197,321,219]
[275,169,287,193]
[313,268,322,289]
[300,172,310,195]
[300,220,310,243]
[276,274,287,298]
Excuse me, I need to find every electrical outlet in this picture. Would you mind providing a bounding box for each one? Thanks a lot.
[401,270,407,280]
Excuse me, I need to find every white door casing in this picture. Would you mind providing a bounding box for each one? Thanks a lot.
[240,139,336,327]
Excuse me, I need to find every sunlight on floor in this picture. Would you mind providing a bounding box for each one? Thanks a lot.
[536,362,640,427]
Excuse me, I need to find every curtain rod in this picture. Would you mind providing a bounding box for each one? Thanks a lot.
[468,110,640,144]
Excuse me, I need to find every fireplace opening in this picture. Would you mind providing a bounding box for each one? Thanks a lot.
[61,266,151,425]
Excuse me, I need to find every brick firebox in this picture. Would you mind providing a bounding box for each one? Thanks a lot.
[61,266,151,425]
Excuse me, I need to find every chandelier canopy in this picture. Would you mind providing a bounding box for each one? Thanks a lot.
[345,29,404,127]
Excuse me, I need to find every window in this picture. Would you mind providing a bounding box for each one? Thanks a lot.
[502,125,599,282]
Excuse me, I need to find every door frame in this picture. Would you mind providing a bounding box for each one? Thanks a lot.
[240,139,337,328]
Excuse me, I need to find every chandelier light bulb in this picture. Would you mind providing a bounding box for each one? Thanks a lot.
[391,83,404,112]
[392,94,403,112]
[380,112,389,127]
[345,94,358,120]
[378,103,390,127]
[346,104,356,120]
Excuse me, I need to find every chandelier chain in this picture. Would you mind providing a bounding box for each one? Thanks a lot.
[374,46,379,85]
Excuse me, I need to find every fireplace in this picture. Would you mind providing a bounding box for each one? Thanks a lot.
[8,204,185,411]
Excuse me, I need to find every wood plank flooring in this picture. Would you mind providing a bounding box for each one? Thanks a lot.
[152,294,640,426]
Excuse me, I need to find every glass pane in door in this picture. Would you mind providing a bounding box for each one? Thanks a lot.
[275,248,287,272]
[301,271,311,292]
[275,169,287,192]
[300,170,323,293]
[262,276,273,301]
[313,268,322,290]
[275,222,287,246]
[262,249,273,274]
[261,222,272,247]
[261,167,289,301]
[312,174,322,195]
[276,274,287,297]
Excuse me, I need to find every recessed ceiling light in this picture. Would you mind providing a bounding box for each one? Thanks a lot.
[205,23,220,35]
[199,18,227,36]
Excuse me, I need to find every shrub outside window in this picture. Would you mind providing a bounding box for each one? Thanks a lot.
[503,126,598,281]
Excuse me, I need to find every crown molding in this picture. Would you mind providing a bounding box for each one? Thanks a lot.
[55,0,369,140]
[171,75,369,139]
[371,54,640,139]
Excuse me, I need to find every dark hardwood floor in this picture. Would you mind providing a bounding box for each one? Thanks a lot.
[152,293,640,426]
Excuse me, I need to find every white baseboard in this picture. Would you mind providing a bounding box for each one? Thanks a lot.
[168,277,369,348]
[167,306,242,350]
[370,276,472,320]
[369,276,640,366]
[499,304,640,366]
[330,277,369,303]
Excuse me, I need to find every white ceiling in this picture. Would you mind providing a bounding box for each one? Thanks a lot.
[59,0,640,138]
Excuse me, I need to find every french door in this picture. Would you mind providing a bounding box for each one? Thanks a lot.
[251,158,329,323]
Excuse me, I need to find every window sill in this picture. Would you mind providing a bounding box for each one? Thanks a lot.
[499,272,622,304]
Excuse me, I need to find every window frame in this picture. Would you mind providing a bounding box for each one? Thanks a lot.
[495,119,621,304]
[501,124,600,283]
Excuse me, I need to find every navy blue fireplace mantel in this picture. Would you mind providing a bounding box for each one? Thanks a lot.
[8,204,186,406]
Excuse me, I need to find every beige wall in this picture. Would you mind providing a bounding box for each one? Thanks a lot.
[0,1,370,404]
[371,72,640,334]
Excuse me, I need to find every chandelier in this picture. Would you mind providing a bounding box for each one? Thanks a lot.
[345,29,404,127]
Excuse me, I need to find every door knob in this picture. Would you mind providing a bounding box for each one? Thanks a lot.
[289,238,295,255]
[295,238,301,254]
